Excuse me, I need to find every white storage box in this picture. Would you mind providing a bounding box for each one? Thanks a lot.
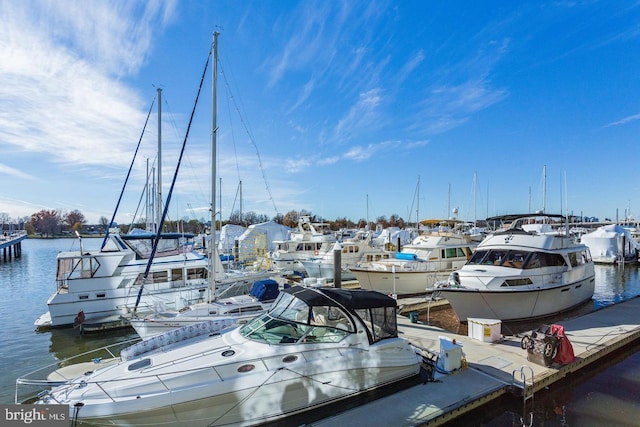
[467,318,502,342]
[437,336,463,372]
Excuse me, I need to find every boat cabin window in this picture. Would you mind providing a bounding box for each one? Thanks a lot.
[239,292,355,345]
[502,250,528,269]
[354,306,398,342]
[58,256,101,281]
[443,247,467,259]
[134,270,169,285]
[569,252,578,267]
[187,268,207,280]
[467,249,509,265]
[467,249,489,265]
[469,249,566,269]
[171,268,183,282]
[522,252,566,269]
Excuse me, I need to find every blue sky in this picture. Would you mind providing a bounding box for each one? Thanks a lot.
[1,0,639,226]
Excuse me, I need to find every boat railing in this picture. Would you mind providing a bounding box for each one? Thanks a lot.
[19,343,353,406]
[15,337,140,404]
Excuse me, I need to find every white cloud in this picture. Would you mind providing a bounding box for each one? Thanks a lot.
[0,0,176,172]
[333,88,384,141]
[603,112,640,128]
[0,163,37,180]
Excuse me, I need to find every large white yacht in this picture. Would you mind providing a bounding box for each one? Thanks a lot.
[34,230,211,329]
[436,214,595,321]
[350,230,477,296]
[19,286,421,426]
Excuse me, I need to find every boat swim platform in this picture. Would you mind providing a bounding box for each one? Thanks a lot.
[312,295,640,426]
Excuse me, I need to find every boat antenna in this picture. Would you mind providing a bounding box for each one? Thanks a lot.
[133,48,212,313]
[100,94,157,250]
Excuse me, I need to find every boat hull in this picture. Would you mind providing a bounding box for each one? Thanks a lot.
[51,341,419,426]
[438,276,596,321]
[300,260,356,281]
[42,283,210,328]
[350,268,453,295]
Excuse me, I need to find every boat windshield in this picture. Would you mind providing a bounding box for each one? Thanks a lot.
[122,235,193,259]
[467,249,568,269]
[239,292,354,345]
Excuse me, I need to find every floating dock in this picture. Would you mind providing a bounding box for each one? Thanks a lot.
[313,295,640,426]
[0,230,27,262]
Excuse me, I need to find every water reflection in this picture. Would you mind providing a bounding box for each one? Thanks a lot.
[46,328,138,361]
[594,264,640,307]
[447,339,640,426]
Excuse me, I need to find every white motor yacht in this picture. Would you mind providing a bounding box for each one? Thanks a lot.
[19,285,422,426]
[350,230,477,296]
[436,214,596,321]
[34,230,212,329]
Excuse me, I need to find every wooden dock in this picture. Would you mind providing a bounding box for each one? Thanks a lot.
[0,230,27,262]
[312,295,640,426]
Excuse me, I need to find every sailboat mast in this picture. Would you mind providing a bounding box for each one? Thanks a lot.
[210,31,219,292]
[543,164,547,214]
[146,158,151,231]
[156,87,162,233]
[473,171,477,227]
[416,175,420,228]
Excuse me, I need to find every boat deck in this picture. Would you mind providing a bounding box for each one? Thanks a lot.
[313,295,640,426]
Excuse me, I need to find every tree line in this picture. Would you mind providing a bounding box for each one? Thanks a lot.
[0,208,412,238]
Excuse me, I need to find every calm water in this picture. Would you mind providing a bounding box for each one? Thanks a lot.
[1,238,640,426]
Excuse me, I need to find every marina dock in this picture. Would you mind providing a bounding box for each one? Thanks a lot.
[0,230,26,262]
[313,295,640,426]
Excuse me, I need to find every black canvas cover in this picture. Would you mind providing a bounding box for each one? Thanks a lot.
[283,286,396,309]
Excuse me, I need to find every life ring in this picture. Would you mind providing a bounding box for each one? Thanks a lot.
[314,251,319,256]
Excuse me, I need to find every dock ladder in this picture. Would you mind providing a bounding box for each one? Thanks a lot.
[512,365,535,427]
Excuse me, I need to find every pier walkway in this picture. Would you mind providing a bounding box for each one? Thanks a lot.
[313,295,640,426]
[0,230,26,262]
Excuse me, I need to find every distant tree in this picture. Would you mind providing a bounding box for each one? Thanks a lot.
[25,222,35,235]
[64,209,86,232]
[0,212,10,231]
[272,213,284,225]
[30,209,61,237]
[186,219,204,234]
[227,210,243,225]
[387,214,406,229]
[246,211,269,226]
[282,210,300,228]
[376,215,389,228]
[227,210,269,226]
[99,216,110,230]
[357,218,368,229]
[333,217,349,230]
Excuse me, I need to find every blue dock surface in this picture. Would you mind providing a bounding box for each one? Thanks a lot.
[312,296,640,426]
